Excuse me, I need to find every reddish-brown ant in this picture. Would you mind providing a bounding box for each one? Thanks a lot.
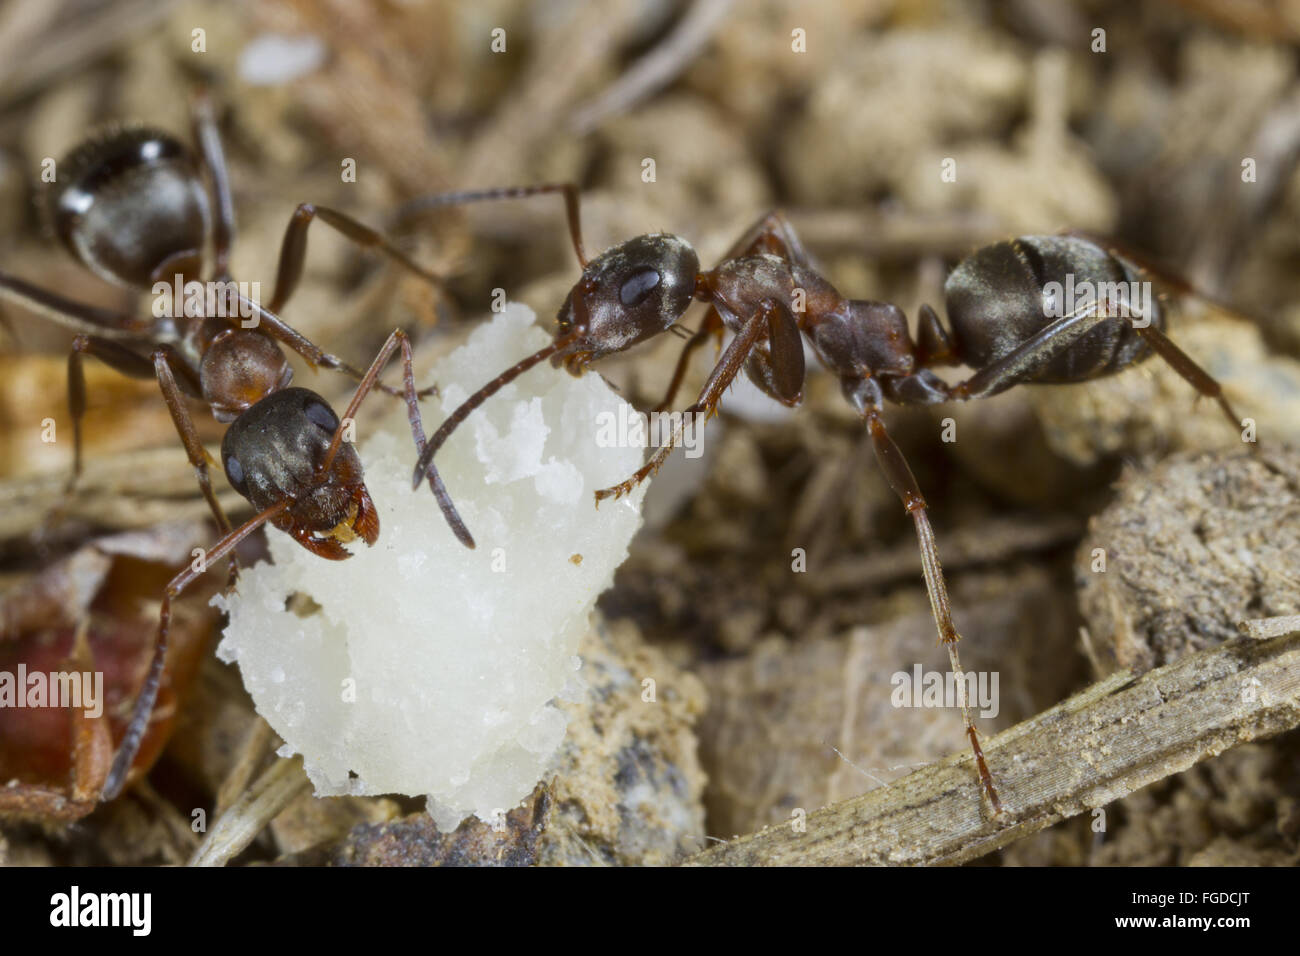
[0,92,453,801]
[401,184,1250,815]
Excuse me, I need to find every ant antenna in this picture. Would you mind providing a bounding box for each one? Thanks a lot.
[410,330,584,541]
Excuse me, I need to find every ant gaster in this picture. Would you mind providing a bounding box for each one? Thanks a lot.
[0,93,453,800]
[401,184,1249,815]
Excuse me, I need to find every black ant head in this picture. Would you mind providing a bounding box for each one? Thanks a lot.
[48,128,210,290]
[221,388,378,561]
[554,233,699,372]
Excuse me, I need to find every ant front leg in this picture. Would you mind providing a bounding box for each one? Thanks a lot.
[651,310,724,412]
[45,337,240,574]
[267,204,445,314]
[64,337,167,495]
[647,210,811,413]
[847,377,1003,815]
[595,296,802,502]
[319,327,473,549]
[40,337,193,533]
[153,348,241,582]
[101,501,289,801]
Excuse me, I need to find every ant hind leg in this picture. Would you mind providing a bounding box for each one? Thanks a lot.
[855,381,1003,814]
[1133,325,1249,440]
[948,307,1247,442]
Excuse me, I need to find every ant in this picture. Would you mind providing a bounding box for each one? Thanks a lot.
[0,92,455,801]
[397,184,1250,815]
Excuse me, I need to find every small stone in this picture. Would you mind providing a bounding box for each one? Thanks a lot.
[1077,445,1300,674]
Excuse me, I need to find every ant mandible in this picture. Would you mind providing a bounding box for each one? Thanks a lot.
[0,92,455,801]
[399,183,1250,816]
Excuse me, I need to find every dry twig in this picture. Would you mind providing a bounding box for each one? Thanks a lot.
[687,629,1300,866]
[189,757,310,868]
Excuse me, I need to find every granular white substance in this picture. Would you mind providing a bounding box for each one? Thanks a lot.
[215,305,648,830]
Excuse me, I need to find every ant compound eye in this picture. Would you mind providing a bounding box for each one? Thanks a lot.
[224,453,248,495]
[304,398,339,433]
[619,267,662,308]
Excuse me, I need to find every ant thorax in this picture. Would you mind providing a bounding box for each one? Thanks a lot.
[706,255,839,329]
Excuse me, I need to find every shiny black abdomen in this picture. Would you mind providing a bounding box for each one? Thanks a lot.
[944,236,1163,384]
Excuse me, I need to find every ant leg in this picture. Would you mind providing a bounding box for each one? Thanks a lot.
[65,337,168,492]
[313,326,473,548]
[638,212,811,414]
[190,97,437,399]
[950,308,1245,438]
[392,183,588,268]
[644,209,802,416]
[38,336,198,540]
[1060,230,1225,307]
[0,271,155,339]
[153,347,242,582]
[856,386,1002,814]
[651,310,724,412]
[191,89,235,281]
[47,339,238,578]
[267,204,444,314]
[595,298,800,502]
[1133,325,1247,436]
[951,307,1144,400]
[101,500,290,801]
[723,209,812,266]
[1065,229,1270,337]
[916,304,959,366]
[235,297,436,401]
